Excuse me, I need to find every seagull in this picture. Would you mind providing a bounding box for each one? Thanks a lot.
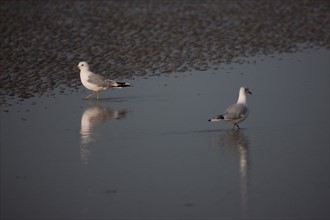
[209,86,252,130]
[78,61,131,100]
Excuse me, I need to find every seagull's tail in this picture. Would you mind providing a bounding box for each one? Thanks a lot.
[105,80,131,88]
[208,115,224,122]
[115,81,131,88]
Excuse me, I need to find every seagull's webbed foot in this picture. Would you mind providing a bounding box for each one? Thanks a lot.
[233,123,240,130]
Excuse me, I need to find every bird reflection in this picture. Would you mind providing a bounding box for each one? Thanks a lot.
[212,130,250,219]
[80,102,128,164]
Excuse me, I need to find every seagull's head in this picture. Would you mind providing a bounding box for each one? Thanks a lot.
[78,61,89,71]
[241,86,252,95]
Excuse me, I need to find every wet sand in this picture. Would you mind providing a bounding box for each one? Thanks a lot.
[1,47,329,219]
[1,1,329,219]
[0,0,329,104]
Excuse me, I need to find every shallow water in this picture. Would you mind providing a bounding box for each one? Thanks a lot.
[1,48,329,219]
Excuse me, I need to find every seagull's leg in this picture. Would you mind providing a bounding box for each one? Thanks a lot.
[233,123,240,130]
[84,92,96,100]
[96,91,99,100]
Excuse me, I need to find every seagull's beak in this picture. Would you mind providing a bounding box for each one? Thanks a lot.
[248,90,252,95]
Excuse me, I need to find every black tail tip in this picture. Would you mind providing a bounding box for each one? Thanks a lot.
[117,82,131,88]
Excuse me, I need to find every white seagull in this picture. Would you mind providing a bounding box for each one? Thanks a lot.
[209,86,252,130]
[78,61,131,100]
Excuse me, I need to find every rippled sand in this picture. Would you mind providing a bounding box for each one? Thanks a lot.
[1,0,329,103]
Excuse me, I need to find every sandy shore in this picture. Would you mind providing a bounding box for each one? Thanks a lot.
[1,47,329,219]
[0,0,329,104]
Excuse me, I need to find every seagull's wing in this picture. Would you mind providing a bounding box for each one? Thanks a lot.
[223,103,248,121]
[87,74,130,89]
[87,74,106,87]
[104,79,120,87]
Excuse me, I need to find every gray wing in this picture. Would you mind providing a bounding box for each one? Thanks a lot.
[87,74,106,87]
[104,79,120,87]
[223,103,248,121]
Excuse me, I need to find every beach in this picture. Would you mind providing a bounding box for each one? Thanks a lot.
[0,1,329,219]
[1,0,329,104]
